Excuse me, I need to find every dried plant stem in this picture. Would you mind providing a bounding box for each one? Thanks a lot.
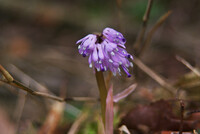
[68,112,88,134]
[0,65,13,82]
[1,79,98,102]
[14,90,27,133]
[179,100,184,134]
[139,11,172,57]
[134,0,153,52]
[95,70,107,125]
[176,55,200,77]
[132,56,176,95]
[0,64,99,103]
[116,0,122,30]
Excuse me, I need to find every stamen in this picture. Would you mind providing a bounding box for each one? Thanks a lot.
[83,47,86,50]
[109,59,113,63]
[89,63,92,68]
[118,68,121,72]
[78,45,81,49]
[97,67,100,72]
[111,52,115,56]
[82,54,86,57]
[101,65,105,71]
[104,66,107,71]
[130,62,133,67]
[113,72,116,76]
[122,66,131,77]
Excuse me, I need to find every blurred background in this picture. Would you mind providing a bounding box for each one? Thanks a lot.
[0,0,200,133]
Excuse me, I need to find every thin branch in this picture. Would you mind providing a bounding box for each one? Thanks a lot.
[116,0,123,30]
[176,55,200,77]
[179,100,184,134]
[133,0,154,52]
[0,64,100,103]
[138,11,172,56]
[132,56,176,95]
[68,112,88,134]
[0,65,14,82]
[14,90,27,133]
[9,64,51,93]
[64,97,99,102]
[0,78,98,102]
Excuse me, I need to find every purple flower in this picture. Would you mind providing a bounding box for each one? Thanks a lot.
[76,27,133,77]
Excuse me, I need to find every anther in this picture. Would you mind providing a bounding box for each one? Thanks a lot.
[82,54,86,57]
[89,64,92,68]
[97,68,100,71]
[111,52,115,56]
[130,62,133,67]
[109,59,113,63]
[104,66,107,71]
[127,54,131,58]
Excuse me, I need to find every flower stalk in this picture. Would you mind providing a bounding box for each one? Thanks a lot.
[95,70,107,125]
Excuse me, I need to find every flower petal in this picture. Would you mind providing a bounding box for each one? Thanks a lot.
[92,46,98,62]
[97,44,104,60]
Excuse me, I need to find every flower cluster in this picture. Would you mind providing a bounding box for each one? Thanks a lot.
[76,27,133,77]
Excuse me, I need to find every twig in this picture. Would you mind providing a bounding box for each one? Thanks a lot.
[179,100,184,134]
[64,97,99,102]
[116,0,123,30]
[133,0,154,52]
[14,90,27,134]
[138,11,172,56]
[0,65,14,82]
[187,109,200,115]
[176,55,200,77]
[193,130,198,134]
[1,78,98,102]
[0,64,99,103]
[119,125,131,134]
[132,56,176,95]
[38,102,65,134]
[68,112,88,134]
[9,64,51,93]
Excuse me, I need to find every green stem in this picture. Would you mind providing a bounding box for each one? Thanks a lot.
[95,70,107,125]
